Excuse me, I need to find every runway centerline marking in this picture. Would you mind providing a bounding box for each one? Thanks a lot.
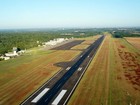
[52,90,67,105]
[31,88,49,103]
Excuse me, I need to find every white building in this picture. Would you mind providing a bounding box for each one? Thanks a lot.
[5,51,18,57]
[45,38,66,46]
[0,56,10,60]
[1,47,26,61]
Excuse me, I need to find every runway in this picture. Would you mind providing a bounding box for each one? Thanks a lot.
[21,35,105,105]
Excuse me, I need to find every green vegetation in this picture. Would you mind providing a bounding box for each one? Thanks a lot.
[0,58,4,61]
[112,29,140,38]
[0,30,100,54]
[0,28,139,54]
[0,32,59,54]
[112,31,123,38]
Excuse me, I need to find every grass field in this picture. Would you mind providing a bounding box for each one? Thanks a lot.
[71,45,89,50]
[71,35,101,50]
[0,49,81,105]
[125,37,140,50]
[1,34,139,105]
[75,35,101,44]
[0,35,99,105]
[68,33,140,105]
[110,37,140,105]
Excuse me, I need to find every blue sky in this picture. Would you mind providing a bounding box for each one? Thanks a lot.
[0,0,140,29]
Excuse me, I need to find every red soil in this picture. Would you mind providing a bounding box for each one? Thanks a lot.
[115,40,140,90]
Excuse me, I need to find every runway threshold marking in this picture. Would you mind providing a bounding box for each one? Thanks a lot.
[66,67,71,71]
[52,90,67,105]
[77,67,82,71]
[31,88,49,103]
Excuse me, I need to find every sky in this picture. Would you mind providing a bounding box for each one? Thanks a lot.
[0,0,140,29]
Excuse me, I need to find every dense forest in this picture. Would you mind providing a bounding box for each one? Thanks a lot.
[0,30,100,54]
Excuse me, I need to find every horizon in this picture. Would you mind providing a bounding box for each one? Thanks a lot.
[0,26,140,31]
[0,0,140,29]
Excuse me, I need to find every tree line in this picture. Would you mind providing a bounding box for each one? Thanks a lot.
[0,31,99,54]
[112,31,140,38]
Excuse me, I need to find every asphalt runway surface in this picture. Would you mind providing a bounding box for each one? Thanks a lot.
[21,35,105,105]
[51,40,84,50]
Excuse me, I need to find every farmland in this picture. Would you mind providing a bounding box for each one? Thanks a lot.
[125,37,140,50]
[68,33,140,105]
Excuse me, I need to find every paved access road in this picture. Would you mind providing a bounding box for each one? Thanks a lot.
[21,35,105,105]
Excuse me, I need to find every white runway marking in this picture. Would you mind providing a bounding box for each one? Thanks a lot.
[21,69,63,105]
[31,88,49,103]
[52,90,67,105]
[77,67,82,71]
[66,67,71,71]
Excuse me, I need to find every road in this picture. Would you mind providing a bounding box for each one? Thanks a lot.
[21,35,105,105]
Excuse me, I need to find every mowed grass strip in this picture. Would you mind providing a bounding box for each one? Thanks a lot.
[108,38,129,105]
[80,35,101,45]
[0,49,81,105]
[75,35,101,41]
[68,34,111,105]
[71,45,89,50]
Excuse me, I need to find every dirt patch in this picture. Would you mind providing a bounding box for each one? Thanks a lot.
[115,39,140,93]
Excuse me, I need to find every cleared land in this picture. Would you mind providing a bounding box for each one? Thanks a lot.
[68,33,140,105]
[125,37,140,50]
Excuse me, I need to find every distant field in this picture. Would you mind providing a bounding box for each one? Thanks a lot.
[68,33,140,105]
[125,37,140,50]
[0,49,81,105]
